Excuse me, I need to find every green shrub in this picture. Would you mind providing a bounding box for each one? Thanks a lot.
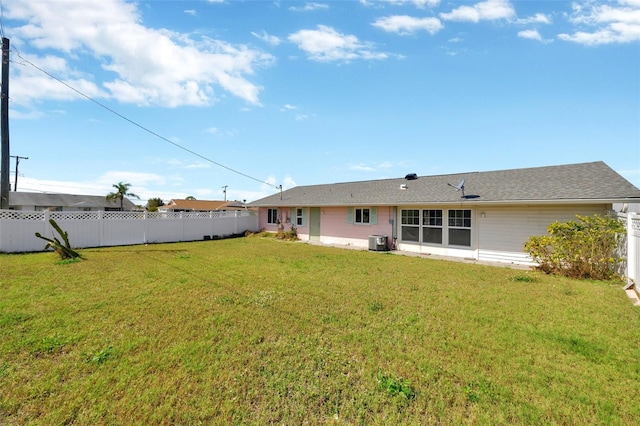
[524,214,624,280]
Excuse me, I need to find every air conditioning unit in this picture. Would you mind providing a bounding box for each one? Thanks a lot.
[368,235,388,251]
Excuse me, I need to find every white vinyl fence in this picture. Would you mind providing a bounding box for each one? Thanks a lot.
[0,209,259,253]
[618,212,640,288]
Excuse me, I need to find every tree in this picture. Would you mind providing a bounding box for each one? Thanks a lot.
[185,195,196,200]
[146,197,165,212]
[106,182,140,211]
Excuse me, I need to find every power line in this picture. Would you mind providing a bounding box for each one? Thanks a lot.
[11,49,279,190]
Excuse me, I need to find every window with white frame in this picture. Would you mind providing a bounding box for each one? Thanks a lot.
[295,208,304,226]
[355,208,370,224]
[422,209,443,244]
[448,209,472,247]
[267,208,278,224]
[401,209,420,242]
[348,207,377,225]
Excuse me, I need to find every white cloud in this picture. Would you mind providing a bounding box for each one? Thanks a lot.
[372,15,444,35]
[263,175,296,191]
[6,0,274,107]
[288,25,388,62]
[281,104,298,110]
[185,162,212,170]
[380,0,441,8]
[558,0,640,45]
[440,0,515,23]
[350,164,376,172]
[518,29,543,41]
[98,171,167,187]
[516,13,552,25]
[349,161,398,172]
[289,3,330,12]
[184,9,197,17]
[251,30,282,46]
[283,176,297,189]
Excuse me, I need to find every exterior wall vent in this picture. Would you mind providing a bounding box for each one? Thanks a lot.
[405,173,418,180]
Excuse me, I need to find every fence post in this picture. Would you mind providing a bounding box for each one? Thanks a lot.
[43,210,50,238]
[209,211,214,239]
[143,211,148,244]
[98,210,104,247]
[628,213,637,286]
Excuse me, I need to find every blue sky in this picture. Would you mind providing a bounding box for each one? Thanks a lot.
[2,0,639,205]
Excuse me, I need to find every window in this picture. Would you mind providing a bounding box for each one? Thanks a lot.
[401,209,420,242]
[347,207,377,225]
[448,210,471,246]
[422,209,443,244]
[267,208,278,224]
[295,208,304,226]
[290,208,307,226]
[355,208,370,224]
[402,209,420,225]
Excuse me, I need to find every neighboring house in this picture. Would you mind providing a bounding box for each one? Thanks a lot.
[6,192,135,211]
[249,162,640,265]
[158,199,251,213]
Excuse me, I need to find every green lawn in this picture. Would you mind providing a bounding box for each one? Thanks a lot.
[1,237,639,425]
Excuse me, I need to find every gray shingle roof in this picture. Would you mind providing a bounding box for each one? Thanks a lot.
[249,162,640,207]
[8,192,136,210]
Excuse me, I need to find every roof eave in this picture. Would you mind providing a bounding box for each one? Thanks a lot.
[249,197,640,208]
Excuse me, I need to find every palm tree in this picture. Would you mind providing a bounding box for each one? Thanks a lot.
[106,182,140,211]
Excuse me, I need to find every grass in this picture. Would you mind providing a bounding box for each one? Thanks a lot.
[1,237,639,425]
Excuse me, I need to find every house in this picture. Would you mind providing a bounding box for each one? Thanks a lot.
[6,192,136,212]
[158,199,251,213]
[249,162,640,265]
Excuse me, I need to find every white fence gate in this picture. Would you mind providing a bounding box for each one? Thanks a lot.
[0,209,259,253]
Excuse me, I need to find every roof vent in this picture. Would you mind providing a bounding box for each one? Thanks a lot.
[405,173,418,180]
[400,184,407,190]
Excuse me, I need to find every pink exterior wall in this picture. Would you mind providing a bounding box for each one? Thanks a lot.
[317,206,393,240]
[258,206,394,246]
[258,207,304,233]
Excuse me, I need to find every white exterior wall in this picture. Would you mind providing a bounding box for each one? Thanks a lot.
[396,204,610,265]
[477,204,609,264]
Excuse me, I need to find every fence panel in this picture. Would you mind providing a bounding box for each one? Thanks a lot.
[50,211,102,249]
[0,210,259,253]
[145,214,185,243]
[0,211,47,252]
[101,212,146,246]
[182,212,215,241]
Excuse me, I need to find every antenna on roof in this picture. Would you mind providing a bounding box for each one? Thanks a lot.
[447,178,466,198]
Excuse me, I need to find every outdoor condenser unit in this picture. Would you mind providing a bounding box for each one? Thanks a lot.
[368,235,388,251]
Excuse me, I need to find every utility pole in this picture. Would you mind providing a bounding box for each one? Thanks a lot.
[0,37,9,209]
[221,185,228,202]
[11,155,27,191]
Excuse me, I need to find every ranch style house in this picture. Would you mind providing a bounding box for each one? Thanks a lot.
[249,162,640,265]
